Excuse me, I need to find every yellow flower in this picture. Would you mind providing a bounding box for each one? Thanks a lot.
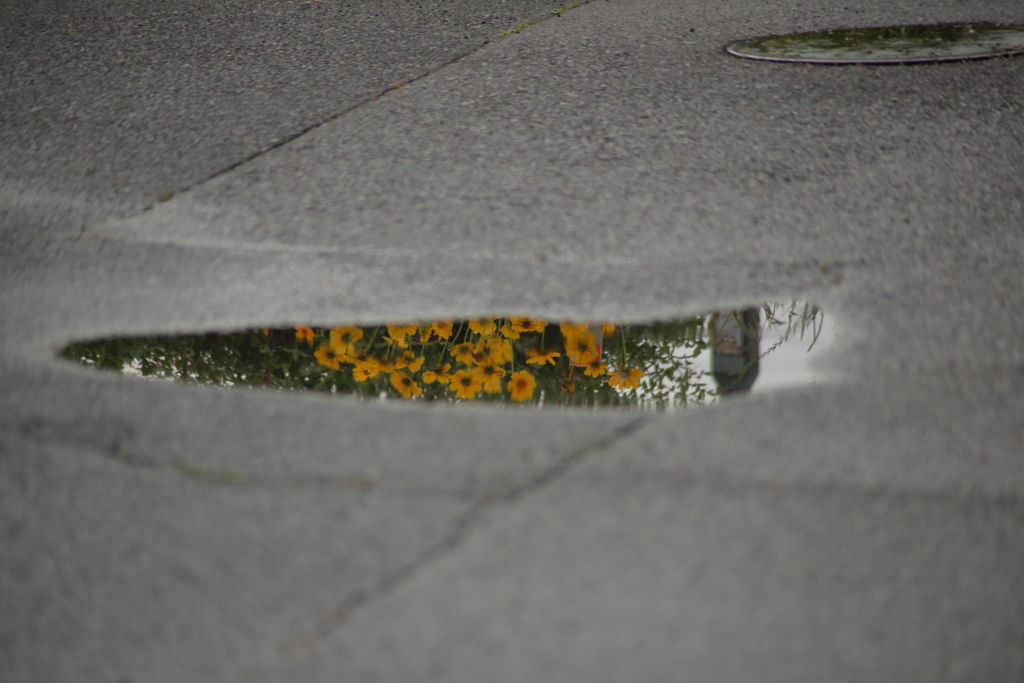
[385,323,417,348]
[451,342,477,365]
[584,362,607,377]
[354,356,382,376]
[518,318,547,333]
[498,322,520,340]
[395,351,425,373]
[295,326,316,345]
[565,328,598,366]
[429,321,454,340]
[330,326,364,357]
[422,363,452,384]
[389,371,422,399]
[560,322,588,340]
[526,347,561,365]
[314,342,343,370]
[482,337,513,365]
[608,367,643,390]
[507,370,536,402]
[468,318,497,337]
[508,317,528,333]
[449,369,483,399]
[353,357,381,382]
[387,323,418,339]
[472,363,506,394]
[602,322,616,335]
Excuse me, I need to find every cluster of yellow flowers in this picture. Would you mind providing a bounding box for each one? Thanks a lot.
[294,317,644,402]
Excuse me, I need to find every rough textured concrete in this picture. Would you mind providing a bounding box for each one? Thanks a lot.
[3,0,1024,681]
[1,0,570,231]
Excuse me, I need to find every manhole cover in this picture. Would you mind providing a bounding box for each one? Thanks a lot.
[61,302,832,411]
[726,24,1024,64]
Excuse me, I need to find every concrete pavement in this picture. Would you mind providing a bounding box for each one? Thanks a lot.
[3,0,1024,681]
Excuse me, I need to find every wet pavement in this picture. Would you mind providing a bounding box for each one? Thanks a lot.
[58,302,828,408]
[3,1,1024,681]
[726,24,1024,64]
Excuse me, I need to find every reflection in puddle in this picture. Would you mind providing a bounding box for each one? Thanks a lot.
[727,24,1024,64]
[60,302,831,410]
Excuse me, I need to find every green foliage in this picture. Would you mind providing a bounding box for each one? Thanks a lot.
[60,302,822,411]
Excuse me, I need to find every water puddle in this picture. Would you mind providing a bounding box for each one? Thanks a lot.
[60,302,833,411]
[726,24,1024,64]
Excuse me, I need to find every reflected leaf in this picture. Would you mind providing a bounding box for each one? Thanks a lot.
[60,302,828,411]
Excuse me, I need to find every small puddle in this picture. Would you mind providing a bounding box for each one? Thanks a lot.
[726,24,1024,64]
[60,302,833,411]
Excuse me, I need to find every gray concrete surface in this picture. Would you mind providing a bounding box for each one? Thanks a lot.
[3,0,1023,681]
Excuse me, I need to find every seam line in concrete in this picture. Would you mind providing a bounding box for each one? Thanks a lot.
[3,426,496,499]
[113,0,599,228]
[262,414,653,663]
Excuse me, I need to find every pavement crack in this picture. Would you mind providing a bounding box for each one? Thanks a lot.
[498,0,597,36]
[82,1,599,235]
[274,415,654,657]
[496,415,653,505]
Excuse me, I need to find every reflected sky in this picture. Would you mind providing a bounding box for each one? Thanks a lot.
[60,302,834,411]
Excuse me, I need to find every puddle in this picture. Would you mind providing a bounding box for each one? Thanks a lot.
[726,24,1024,64]
[60,302,833,411]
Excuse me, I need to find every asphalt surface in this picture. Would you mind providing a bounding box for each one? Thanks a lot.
[3,1,1024,681]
